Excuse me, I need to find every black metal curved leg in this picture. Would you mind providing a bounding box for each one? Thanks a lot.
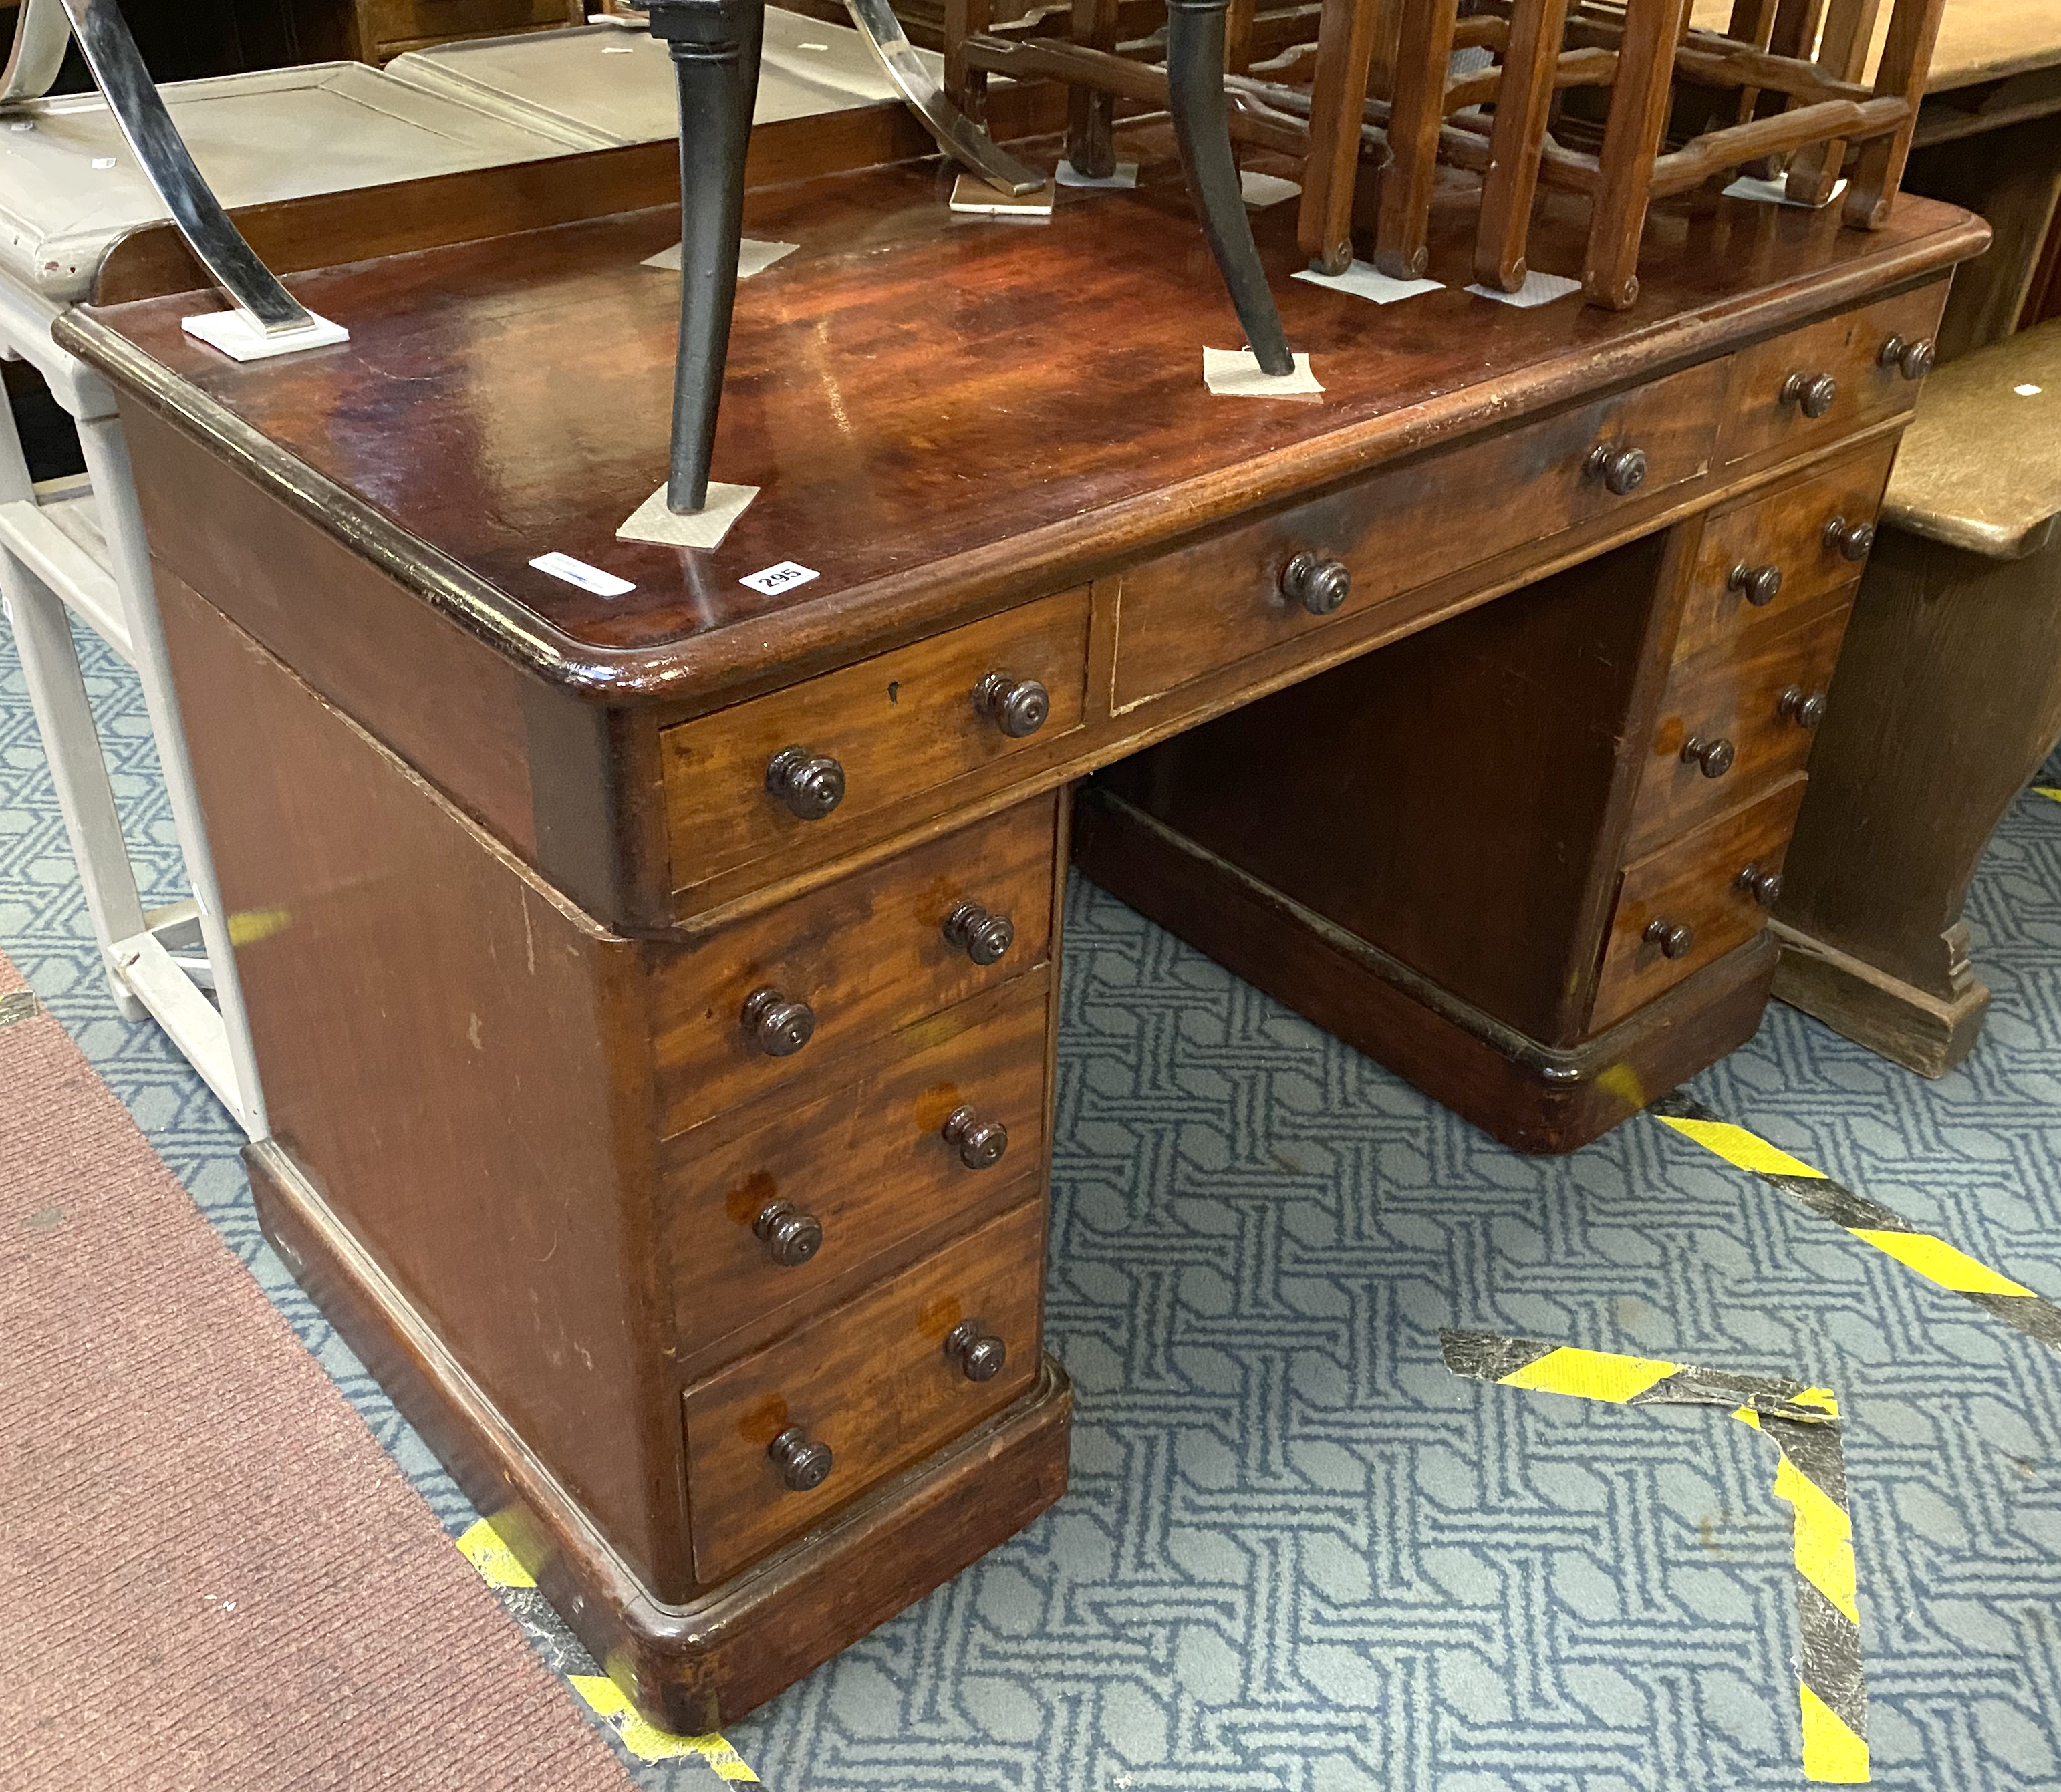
[651,0,765,514]
[1165,0,1293,376]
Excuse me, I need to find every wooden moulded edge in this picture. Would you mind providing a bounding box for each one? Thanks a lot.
[245,1136,1071,1733]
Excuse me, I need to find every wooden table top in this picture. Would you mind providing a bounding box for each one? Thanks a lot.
[61,151,1984,708]
[1689,0,2061,94]
[1885,315,2061,555]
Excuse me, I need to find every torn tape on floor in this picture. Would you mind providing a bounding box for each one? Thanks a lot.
[1651,1092,2061,1354]
[1443,1330,1869,1783]
[456,1517,761,1782]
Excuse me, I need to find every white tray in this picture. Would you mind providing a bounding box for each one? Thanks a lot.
[0,61,573,303]
[386,10,942,150]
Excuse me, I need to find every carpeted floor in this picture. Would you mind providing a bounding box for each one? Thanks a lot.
[3,611,2060,1790]
[0,951,635,1792]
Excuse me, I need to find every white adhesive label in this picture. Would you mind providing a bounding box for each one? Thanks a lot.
[92,157,117,169]
[529,551,635,597]
[740,561,820,595]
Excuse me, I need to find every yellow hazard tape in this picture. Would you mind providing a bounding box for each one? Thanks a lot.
[1449,1331,1868,1782]
[454,1517,760,1783]
[2033,787,2061,806]
[456,1517,535,1588]
[1655,1113,1826,1181]
[1499,1345,1681,1403]
[570,1676,761,1778]
[1653,1097,2060,1353]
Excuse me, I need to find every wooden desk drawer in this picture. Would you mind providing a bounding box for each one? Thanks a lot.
[1628,594,1852,857]
[682,1197,1045,1584]
[661,977,1049,1361]
[1677,440,1897,659]
[1593,778,1808,1030]
[1717,282,1945,467]
[660,590,1088,899]
[650,794,1059,1137]
[1110,359,1725,712]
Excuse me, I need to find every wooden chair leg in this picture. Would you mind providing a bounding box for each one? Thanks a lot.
[1374,0,1458,281]
[1298,0,1383,274]
[1583,0,1695,309]
[1065,0,1121,177]
[1843,0,1944,228]
[1473,0,1571,289]
[944,0,991,122]
[1785,0,1881,203]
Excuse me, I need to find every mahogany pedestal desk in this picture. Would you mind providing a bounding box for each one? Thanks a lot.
[57,157,1984,1727]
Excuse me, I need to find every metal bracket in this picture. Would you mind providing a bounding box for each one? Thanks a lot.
[840,0,1045,196]
[3,0,313,335]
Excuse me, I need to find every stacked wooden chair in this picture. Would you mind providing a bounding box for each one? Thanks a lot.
[936,0,1944,313]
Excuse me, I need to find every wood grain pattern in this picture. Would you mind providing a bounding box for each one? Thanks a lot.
[648,794,1059,1136]
[1593,775,1808,1027]
[1101,533,1676,1044]
[154,573,688,1596]
[252,1134,1070,1730]
[1109,359,1725,712]
[1072,787,1779,1151]
[1677,437,1898,655]
[659,595,1084,898]
[1627,588,1854,854]
[660,974,1050,1366]
[61,166,1987,706]
[682,1197,1045,1582]
[1716,279,1946,462]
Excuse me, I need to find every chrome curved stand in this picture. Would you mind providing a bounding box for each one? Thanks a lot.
[841,0,1044,196]
[1,0,311,335]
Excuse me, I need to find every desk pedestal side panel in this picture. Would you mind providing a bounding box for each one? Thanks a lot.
[154,573,1071,1728]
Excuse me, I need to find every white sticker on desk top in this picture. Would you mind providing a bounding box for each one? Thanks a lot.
[529,551,635,597]
[740,561,820,595]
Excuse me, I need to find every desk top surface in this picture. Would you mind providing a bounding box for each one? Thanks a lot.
[64,152,1984,706]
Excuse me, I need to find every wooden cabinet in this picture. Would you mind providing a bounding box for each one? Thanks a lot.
[346,0,585,63]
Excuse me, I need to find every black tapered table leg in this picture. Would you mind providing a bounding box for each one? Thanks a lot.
[1165,0,1293,376]
[650,0,765,514]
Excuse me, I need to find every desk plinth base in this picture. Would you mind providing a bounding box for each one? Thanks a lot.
[246,1139,1073,1733]
[1073,792,1773,1155]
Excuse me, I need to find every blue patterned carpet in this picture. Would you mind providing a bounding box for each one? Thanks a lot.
[5,613,2060,1791]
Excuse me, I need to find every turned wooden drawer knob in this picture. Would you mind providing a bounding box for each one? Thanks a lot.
[765,744,845,820]
[944,1319,1008,1383]
[1586,442,1647,496]
[1680,734,1735,778]
[1736,863,1784,906]
[942,1104,1008,1169]
[942,899,1015,965]
[1280,551,1351,615]
[754,1199,823,1267]
[768,1427,833,1492]
[1645,917,1695,959]
[1879,333,1935,381]
[1728,562,1783,607]
[1822,515,1875,561]
[1779,686,1828,728]
[1781,371,1838,418]
[972,671,1049,739]
[741,986,815,1057]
